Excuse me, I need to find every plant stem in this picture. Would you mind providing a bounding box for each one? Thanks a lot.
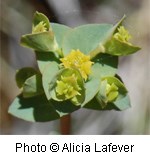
[60,114,71,135]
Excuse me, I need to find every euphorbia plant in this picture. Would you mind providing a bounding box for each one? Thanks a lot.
[8,12,140,128]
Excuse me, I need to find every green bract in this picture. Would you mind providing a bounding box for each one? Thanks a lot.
[96,76,128,108]
[50,68,85,106]
[8,12,140,122]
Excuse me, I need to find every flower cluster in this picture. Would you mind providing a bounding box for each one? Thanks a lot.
[113,26,131,44]
[106,83,119,102]
[60,49,93,80]
[56,74,81,100]
[8,12,141,122]
[32,21,47,34]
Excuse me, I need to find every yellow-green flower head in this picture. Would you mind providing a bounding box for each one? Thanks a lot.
[60,49,93,80]
[106,83,119,102]
[113,26,132,44]
[32,21,47,34]
[56,74,81,100]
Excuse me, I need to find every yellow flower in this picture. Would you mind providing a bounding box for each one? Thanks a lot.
[113,26,132,44]
[60,49,93,80]
[106,83,118,102]
[32,21,47,34]
[56,74,81,100]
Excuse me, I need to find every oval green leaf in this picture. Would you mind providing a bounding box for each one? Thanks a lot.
[62,24,113,55]
[51,23,71,49]
[81,78,100,107]
[23,74,44,98]
[42,62,59,100]
[20,31,58,52]
[84,94,130,111]
[105,37,141,56]
[36,51,60,73]
[16,67,37,88]
[96,76,128,108]
[91,53,118,78]
[8,94,80,122]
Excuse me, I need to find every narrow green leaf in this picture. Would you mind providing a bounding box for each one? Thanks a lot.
[16,67,37,88]
[23,74,44,98]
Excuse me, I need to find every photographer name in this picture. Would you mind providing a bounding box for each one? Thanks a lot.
[16,142,134,153]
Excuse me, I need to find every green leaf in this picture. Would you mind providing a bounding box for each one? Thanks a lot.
[62,24,113,55]
[23,74,44,98]
[50,68,85,106]
[82,78,100,107]
[36,51,60,73]
[88,16,126,58]
[8,94,59,122]
[103,16,141,56]
[20,31,58,52]
[42,62,59,100]
[96,76,128,108]
[95,79,108,108]
[21,14,72,53]
[51,23,71,49]
[91,53,118,78]
[35,23,71,73]
[21,12,59,52]
[84,94,130,111]
[51,99,80,117]
[32,11,50,32]
[8,94,80,122]
[105,38,141,56]
[89,15,140,57]
[109,15,126,35]
[84,97,108,110]
[103,76,128,98]
[62,16,127,58]
[16,67,37,88]
[113,95,131,110]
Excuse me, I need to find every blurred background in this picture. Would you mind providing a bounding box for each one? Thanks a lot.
[0,0,149,135]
